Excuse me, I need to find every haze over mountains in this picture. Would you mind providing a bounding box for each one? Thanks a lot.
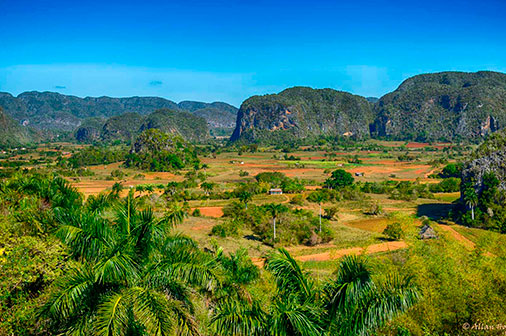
[1,70,506,146]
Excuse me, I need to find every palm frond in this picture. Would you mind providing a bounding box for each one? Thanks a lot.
[152,257,222,292]
[211,298,266,336]
[115,190,138,235]
[269,295,324,336]
[42,265,95,321]
[94,248,139,285]
[94,292,130,336]
[131,208,166,259]
[130,287,174,336]
[322,255,373,323]
[144,273,195,313]
[354,274,419,336]
[324,256,420,336]
[166,299,201,336]
[54,208,113,261]
[264,248,314,302]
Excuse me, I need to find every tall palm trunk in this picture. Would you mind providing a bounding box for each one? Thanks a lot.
[273,217,276,240]
[319,203,322,232]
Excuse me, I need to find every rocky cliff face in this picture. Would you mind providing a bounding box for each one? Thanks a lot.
[461,129,506,194]
[231,87,374,142]
[370,71,506,142]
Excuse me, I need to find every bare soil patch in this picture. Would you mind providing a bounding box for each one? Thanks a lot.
[192,207,224,218]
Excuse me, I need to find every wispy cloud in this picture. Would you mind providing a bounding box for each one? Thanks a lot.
[149,80,163,87]
[0,64,275,106]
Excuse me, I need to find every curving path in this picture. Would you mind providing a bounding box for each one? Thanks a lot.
[251,241,408,267]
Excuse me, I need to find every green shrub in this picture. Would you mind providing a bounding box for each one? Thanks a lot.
[211,224,227,237]
[324,169,354,189]
[290,194,305,206]
[429,177,461,193]
[383,222,403,240]
[324,206,339,220]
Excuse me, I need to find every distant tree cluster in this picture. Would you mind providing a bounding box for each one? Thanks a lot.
[61,146,128,168]
[254,171,305,193]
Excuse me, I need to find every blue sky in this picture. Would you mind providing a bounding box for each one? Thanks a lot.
[1,0,505,106]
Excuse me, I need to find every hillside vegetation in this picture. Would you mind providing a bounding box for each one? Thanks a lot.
[0,107,37,146]
[125,128,200,171]
[232,71,506,144]
[231,87,374,143]
[459,128,506,231]
[371,71,506,142]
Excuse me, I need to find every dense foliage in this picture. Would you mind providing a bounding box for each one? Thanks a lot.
[125,129,200,171]
[0,172,422,336]
[60,145,129,167]
[255,172,305,193]
[459,129,506,232]
[221,201,332,245]
[324,169,354,189]
[213,250,419,336]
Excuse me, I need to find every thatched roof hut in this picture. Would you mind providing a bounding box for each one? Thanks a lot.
[419,223,438,239]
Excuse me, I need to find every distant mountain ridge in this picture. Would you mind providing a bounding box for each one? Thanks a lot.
[76,109,209,143]
[0,91,238,133]
[231,71,506,143]
[370,71,506,142]
[2,71,506,146]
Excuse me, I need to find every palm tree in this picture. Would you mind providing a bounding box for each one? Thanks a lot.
[264,248,324,336]
[464,188,479,220]
[212,249,419,336]
[311,192,329,232]
[45,192,220,335]
[111,182,124,199]
[263,203,288,241]
[321,255,419,335]
[236,191,253,210]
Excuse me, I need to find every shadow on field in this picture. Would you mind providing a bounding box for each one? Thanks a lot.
[244,234,262,242]
[417,203,454,220]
